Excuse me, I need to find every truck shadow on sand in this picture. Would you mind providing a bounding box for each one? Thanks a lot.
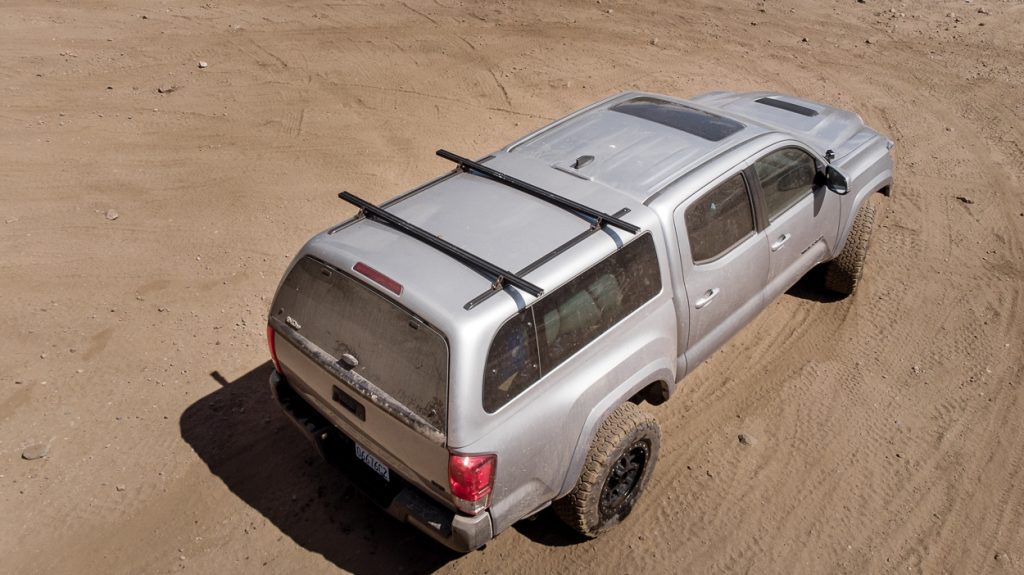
[785,266,846,303]
[179,362,459,574]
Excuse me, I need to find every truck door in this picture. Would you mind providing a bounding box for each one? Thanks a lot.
[751,145,841,300]
[674,170,770,368]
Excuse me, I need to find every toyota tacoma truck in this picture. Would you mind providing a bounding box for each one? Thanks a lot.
[265,91,894,551]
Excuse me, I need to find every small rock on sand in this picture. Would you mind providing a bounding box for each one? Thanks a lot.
[105,209,119,220]
[22,444,49,460]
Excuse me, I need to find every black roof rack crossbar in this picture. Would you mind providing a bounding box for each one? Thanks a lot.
[436,149,640,234]
[338,191,543,297]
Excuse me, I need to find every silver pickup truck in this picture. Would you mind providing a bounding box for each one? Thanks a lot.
[266,91,894,551]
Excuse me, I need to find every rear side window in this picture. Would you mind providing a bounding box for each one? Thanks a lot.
[481,309,540,413]
[684,173,755,263]
[753,148,818,221]
[483,234,661,412]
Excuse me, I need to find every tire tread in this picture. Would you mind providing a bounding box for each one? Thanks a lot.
[825,201,877,295]
[554,403,659,537]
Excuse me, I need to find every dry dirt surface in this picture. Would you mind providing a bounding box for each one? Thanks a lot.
[3,0,1023,573]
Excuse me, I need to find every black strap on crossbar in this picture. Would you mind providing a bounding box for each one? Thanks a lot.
[436,149,640,234]
[338,192,543,297]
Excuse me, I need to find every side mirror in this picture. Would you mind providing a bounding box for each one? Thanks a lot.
[825,166,849,195]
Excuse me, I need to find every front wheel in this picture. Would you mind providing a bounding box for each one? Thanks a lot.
[824,200,877,295]
[554,402,660,537]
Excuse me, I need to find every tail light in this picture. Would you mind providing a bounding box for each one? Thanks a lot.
[267,325,282,373]
[448,453,496,515]
[354,261,403,296]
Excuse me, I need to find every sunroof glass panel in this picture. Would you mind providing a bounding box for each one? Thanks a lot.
[610,97,745,142]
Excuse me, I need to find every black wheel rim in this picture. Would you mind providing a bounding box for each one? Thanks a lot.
[599,441,649,521]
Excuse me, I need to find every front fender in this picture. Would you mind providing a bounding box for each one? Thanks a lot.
[833,137,894,256]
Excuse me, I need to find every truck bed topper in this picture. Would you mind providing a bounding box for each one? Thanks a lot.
[339,149,640,309]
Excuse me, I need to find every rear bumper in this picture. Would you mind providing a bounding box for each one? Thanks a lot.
[269,370,492,552]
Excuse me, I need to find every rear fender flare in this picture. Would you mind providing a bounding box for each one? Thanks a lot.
[556,361,675,497]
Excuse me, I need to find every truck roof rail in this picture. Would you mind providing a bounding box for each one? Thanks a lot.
[436,149,640,234]
[338,191,544,297]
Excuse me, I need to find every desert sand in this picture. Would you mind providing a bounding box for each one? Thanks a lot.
[2,1,1023,573]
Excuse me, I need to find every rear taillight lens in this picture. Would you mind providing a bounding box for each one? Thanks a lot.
[448,453,496,515]
[267,325,282,373]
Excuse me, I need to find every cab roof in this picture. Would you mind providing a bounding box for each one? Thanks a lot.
[506,92,768,202]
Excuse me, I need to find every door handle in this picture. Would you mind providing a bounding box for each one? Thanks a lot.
[771,233,792,252]
[694,287,720,309]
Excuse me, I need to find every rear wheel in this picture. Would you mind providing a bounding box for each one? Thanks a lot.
[824,201,877,295]
[554,402,660,537]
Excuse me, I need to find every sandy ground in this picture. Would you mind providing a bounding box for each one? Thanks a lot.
[2,0,1023,573]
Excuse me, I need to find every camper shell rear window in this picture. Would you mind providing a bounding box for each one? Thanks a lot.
[272,257,449,430]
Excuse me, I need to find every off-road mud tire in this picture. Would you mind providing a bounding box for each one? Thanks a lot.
[824,201,877,295]
[554,402,660,538]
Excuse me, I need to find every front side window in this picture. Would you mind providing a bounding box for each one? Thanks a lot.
[684,173,755,263]
[483,234,661,412]
[753,147,818,221]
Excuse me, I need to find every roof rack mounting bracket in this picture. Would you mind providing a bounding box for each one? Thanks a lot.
[338,191,543,298]
[436,149,640,235]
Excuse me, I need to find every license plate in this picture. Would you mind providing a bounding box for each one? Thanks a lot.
[354,443,390,482]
